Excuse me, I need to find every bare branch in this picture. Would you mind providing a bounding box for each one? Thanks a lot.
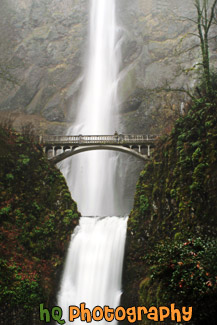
[207,0,217,31]
[145,87,195,100]
[175,43,200,55]
[162,88,195,99]
[188,32,201,37]
[178,16,198,24]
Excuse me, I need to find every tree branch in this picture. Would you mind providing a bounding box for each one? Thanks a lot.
[146,87,195,100]
[207,0,217,31]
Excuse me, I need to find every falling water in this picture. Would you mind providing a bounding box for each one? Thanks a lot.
[59,0,122,216]
[58,216,128,324]
[57,0,127,323]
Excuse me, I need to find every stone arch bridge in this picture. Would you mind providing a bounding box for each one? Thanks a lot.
[41,134,158,164]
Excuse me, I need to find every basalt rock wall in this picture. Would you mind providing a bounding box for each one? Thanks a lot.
[0,0,216,134]
[0,0,88,133]
[117,0,217,134]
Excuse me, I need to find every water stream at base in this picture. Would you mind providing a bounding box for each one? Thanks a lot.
[57,0,127,323]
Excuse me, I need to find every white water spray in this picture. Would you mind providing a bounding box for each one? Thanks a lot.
[58,217,128,324]
[58,0,127,323]
[59,0,122,216]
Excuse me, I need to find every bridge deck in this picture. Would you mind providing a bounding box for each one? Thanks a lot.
[42,134,157,146]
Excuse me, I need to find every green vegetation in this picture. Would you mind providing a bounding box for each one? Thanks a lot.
[123,85,217,323]
[194,0,217,96]
[123,3,217,322]
[145,237,217,321]
[0,126,80,323]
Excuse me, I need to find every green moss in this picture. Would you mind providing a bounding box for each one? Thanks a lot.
[123,93,217,324]
[0,127,80,323]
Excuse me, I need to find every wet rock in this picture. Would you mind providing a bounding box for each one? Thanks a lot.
[0,0,216,133]
[0,0,88,125]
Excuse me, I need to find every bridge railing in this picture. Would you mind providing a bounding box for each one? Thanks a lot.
[42,134,158,145]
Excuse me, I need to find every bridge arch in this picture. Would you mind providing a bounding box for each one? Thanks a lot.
[49,145,150,164]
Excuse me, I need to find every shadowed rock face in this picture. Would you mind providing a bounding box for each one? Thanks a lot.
[0,0,88,130]
[116,0,216,134]
[0,0,216,134]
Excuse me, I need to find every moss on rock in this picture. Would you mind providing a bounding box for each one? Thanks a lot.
[0,126,80,323]
[123,92,217,324]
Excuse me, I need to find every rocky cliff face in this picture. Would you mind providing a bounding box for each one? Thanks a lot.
[0,0,88,132]
[1,0,216,213]
[0,0,216,134]
[117,0,217,134]
[0,0,216,132]
[122,90,217,324]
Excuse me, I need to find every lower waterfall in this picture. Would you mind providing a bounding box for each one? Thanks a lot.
[58,217,128,324]
[57,0,127,323]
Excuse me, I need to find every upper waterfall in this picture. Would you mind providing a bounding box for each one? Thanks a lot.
[70,0,120,134]
[59,0,122,216]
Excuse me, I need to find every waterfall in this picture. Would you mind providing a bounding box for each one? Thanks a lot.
[58,217,128,324]
[59,0,122,216]
[57,0,127,323]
